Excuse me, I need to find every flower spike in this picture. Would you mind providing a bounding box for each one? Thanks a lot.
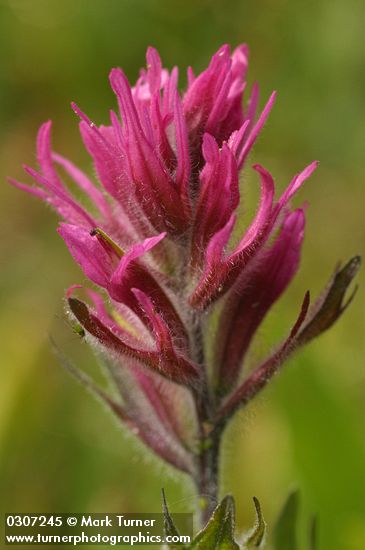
[11,44,360,500]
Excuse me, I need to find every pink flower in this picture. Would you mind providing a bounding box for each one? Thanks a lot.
[10,45,360,482]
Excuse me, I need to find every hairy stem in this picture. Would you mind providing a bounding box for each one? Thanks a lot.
[181,238,223,526]
[190,315,223,526]
[195,422,222,526]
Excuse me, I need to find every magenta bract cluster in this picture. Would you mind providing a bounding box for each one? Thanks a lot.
[13,44,349,474]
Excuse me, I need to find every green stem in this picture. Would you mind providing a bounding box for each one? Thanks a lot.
[181,245,222,527]
[195,423,222,526]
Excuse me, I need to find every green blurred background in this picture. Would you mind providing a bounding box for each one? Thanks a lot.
[0,1,364,548]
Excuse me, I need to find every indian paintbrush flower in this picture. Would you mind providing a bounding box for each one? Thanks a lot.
[10,44,360,525]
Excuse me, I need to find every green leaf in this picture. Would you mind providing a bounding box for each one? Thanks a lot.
[190,495,240,549]
[272,490,299,550]
[242,497,266,548]
[161,489,186,550]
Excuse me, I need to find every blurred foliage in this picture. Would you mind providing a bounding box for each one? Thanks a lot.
[0,1,364,549]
